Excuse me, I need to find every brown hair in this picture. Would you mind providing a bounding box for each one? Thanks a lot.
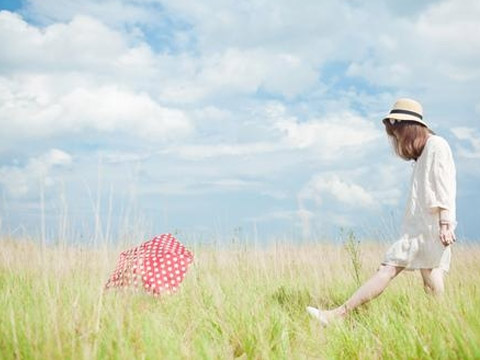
[383,120,434,161]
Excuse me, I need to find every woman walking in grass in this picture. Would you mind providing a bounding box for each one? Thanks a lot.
[307,98,457,325]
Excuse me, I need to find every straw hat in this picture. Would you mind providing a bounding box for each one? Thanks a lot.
[382,98,428,128]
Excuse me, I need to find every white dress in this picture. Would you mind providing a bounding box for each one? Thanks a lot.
[382,135,456,271]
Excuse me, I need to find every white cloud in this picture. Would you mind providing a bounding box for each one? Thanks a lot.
[369,163,406,206]
[278,113,380,151]
[0,79,192,142]
[161,0,363,57]
[0,11,193,146]
[266,102,382,159]
[296,174,378,236]
[21,0,163,27]
[158,0,480,102]
[7,1,480,100]
[416,0,480,73]
[155,48,319,102]
[0,149,72,197]
[0,12,129,71]
[347,0,480,87]
[0,11,320,104]
[198,48,317,98]
[0,10,164,87]
[451,127,480,159]
[161,142,280,160]
[299,174,376,209]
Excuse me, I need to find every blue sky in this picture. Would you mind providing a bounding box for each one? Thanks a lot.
[0,0,479,244]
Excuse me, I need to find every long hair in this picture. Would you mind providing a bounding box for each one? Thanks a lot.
[383,120,434,161]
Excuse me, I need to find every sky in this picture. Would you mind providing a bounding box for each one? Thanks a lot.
[0,0,479,245]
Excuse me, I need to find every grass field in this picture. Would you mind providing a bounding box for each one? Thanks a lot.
[1,237,479,359]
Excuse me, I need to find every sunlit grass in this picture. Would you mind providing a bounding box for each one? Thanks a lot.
[1,238,479,359]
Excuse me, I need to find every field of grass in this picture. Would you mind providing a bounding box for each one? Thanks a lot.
[1,237,479,359]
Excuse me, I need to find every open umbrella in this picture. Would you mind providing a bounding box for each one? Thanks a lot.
[105,233,194,296]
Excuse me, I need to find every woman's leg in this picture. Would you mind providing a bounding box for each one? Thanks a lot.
[420,268,445,295]
[310,264,404,322]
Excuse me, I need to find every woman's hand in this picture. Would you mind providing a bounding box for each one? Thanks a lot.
[438,208,455,247]
[439,223,456,247]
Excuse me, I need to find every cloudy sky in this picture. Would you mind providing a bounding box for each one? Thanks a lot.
[0,0,479,244]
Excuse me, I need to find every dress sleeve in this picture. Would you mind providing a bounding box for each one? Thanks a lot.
[428,138,456,217]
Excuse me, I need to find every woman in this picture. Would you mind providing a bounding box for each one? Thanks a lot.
[307,98,457,325]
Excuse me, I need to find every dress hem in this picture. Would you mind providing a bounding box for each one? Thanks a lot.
[381,261,449,273]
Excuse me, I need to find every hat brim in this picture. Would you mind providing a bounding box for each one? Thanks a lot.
[382,113,429,128]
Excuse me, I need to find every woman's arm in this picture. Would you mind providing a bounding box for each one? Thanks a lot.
[428,137,456,247]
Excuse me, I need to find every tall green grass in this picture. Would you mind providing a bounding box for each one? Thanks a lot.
[1,238,479,359]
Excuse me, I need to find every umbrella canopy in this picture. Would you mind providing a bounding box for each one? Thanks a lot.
[105,234,194,296]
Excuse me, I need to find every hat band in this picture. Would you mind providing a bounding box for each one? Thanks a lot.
[390,109,423,120]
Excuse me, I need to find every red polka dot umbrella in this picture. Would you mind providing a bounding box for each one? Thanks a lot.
[105,234,194,296]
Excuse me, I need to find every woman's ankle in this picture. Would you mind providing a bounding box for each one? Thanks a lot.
[333,304,348,318]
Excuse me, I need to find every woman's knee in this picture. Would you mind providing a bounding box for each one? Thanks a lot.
[378,264,402,280]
